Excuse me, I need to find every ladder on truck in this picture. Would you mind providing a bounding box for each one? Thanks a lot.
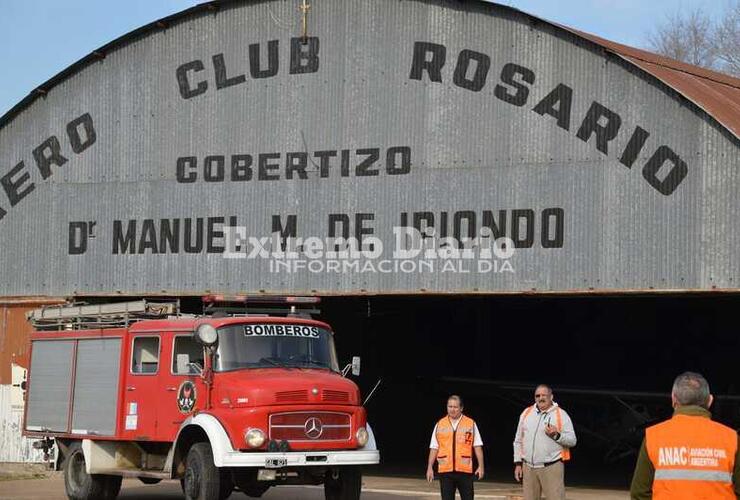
[202,294,321,318]
[27,300,180,331]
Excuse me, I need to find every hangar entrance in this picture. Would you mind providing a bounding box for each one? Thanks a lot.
[319,294,740,487]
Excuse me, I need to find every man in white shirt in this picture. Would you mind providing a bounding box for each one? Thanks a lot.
[513,384,577,500]
[427,395,484,500]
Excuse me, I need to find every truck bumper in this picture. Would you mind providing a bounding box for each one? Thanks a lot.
[220,449,380,468]
[176,413,380,469]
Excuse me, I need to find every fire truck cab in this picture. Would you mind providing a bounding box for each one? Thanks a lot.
[22,298,379,500]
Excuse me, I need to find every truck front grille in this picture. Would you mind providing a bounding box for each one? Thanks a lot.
[275,390,308,403]
[322,390,349,402]
[269,412,351,442]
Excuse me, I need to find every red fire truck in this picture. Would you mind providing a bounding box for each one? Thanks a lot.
[22,297,379,500]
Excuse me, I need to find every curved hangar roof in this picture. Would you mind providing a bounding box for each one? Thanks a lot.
[2,0,738,138]
[569,29,740,139]
[0,0,738,297]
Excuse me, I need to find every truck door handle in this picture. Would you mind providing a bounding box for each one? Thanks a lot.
[126,386,136,391]
[166,387,177,392]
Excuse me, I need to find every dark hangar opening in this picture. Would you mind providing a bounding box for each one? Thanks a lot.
[319,294,740,487]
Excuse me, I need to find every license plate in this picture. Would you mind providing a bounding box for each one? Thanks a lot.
[265,457,287,468]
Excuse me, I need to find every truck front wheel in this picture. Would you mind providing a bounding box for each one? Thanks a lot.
[183,442,231,500]
[324,467,362,500]
[63,442,122,500]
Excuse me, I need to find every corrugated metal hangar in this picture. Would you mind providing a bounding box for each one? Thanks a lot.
[1,0,739,483]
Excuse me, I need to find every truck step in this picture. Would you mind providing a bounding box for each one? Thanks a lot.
[92,469,170,479]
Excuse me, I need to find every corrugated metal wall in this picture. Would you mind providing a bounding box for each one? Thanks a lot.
[0,385,44,463]
[0,301,63,462]
[0,0,737,296]
[0,302,58,385]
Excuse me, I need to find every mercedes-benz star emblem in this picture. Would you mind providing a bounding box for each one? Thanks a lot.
[304,417,323,439]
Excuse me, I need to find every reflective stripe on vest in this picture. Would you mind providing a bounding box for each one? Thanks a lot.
[520,405,571,462]
[646,414,737,500]
[435,415,475,474]
[654,469,733,483]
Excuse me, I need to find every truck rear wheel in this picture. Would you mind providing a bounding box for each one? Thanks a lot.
[324,467,362,500]
[63,442,121,500]
[183,442,230,500]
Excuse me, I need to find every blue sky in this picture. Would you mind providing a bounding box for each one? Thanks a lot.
[0,0,727,117]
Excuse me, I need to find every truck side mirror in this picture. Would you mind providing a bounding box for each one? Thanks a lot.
[341,356,362,377]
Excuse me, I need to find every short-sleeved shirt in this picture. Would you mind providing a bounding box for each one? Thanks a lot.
[429,416,484,449]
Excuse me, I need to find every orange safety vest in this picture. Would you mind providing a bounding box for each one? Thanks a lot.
[435,415,476,474]
[646,414,737,500]
[520,405,571,461]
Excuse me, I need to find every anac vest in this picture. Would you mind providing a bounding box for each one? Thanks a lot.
[646,414,737,500]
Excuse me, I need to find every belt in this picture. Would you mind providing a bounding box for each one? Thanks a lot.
[523,459,561,469]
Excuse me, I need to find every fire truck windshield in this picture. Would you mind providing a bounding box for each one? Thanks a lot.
[213,323,340,372]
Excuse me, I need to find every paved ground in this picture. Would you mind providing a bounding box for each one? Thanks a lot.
[0,475,629,499]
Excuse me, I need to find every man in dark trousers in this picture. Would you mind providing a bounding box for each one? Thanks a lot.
[630,371,740,499]
[426,395,484,500]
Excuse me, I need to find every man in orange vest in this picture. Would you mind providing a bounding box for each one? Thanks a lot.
[513,384,576,500]
[630,371,740,499]
[426,395,484,500]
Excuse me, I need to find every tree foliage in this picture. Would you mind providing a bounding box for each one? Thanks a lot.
[648,1,740,77]
[714,2,740,76]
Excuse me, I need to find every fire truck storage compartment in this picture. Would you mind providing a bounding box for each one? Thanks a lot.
[26,338,121,435]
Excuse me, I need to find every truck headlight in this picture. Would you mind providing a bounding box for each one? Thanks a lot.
[356,427,369,447]
[245,428,266,448]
